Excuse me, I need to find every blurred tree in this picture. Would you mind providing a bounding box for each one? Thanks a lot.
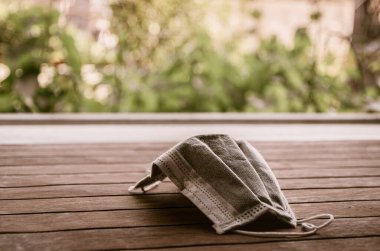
[109,0,195,111]
[0,1,376,113]
[101,0,377,112]
[352,0,380,90]
[0,6,82,112]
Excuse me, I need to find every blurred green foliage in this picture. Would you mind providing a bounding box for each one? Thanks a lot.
[0,1,378,113]
[0,6,82,112]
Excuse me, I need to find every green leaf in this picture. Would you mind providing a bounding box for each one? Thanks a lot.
[59,33,81,75]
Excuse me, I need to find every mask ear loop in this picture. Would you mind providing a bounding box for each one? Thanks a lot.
[233,214,334,238]
[128,175,162,194]
[128,181,161,194]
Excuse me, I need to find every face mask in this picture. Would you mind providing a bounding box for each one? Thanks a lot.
[129,134,333,237]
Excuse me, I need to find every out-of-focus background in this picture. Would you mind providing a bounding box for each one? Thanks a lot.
[0,0,379,113]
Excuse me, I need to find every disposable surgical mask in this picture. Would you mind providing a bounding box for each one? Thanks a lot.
[129,134,333,237]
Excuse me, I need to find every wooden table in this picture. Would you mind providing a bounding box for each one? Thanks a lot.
[0,114,379,250]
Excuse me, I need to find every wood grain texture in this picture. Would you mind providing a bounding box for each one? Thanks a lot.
[1,147,379,159]
[1,167,380,179]
[139,237,380,251]
[1,174,379,188]
[0,140,379,250]
[1,140,379,150]
[0,218,379,250]
[1,189,380,214]
[1,184,380,202]
[1,149,379,166]
[0,201,379,233]
[1,164,379,176]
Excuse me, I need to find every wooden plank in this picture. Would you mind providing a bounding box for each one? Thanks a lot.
[284,187,380,203]
[1,158,379,176]
[1,158,379,167]
[0,194,193,214]
[1,183,380,202]
[251,140,380,147]
[0,173,143,187]
[2,156,379,167]
[1,145,379,158]
[0,140,376,149]
[268,159,380,169]
[1,142,379,156]
[2,166,379,179]
[0,142,379,169]
[1,172,379,188]
[0,164,147,175]
[0,218,379,250]
[0,208,209,233]
[274,168,380,178]
[0,140,379,153]
[0,183,158,200]
[0,152,375,166]
[1,151,379,166]
[1,140,379,166]
[279,177,380,189]
[0,155,150,166]
[0,148,201,156]
[0,143,173,152]
[141,237,380,251]
[0,161,379,177]
[0,201,378,233]
[1,188,380,214]
[0,149,161,157]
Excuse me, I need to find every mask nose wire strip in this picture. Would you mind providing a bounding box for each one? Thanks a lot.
[233,213,334,238]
